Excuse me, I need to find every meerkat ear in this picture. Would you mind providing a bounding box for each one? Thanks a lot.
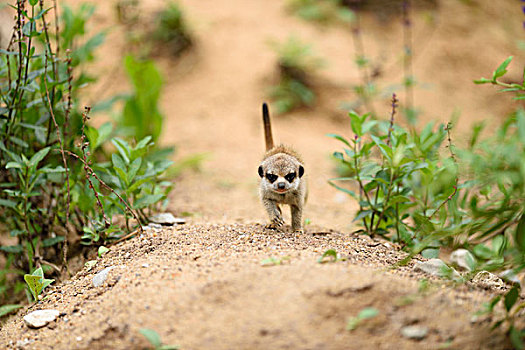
[258,165,264,178]
[299,165,304,178]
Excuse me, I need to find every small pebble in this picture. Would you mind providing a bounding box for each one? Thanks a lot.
[401,325,428,340]
[92,266,115,287]
[23,309,60,329]
[149,213,186,225]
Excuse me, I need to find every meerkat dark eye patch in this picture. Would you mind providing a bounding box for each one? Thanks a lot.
[285,172,296,183]
[266,173,278,183]
[299,165,304,178]
[258,166,264,178]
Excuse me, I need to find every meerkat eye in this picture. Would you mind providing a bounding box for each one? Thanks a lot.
[285,172,296,183]
[266,173,278,183]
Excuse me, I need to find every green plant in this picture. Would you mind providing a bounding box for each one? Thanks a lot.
[140,328,179,350]
[0,1,106,289]
[474,56,525,100]
[479,286,525,349]
[331,56,525,348]
[329,94,456,252]
[317,249,338,263]
[346,307,379,331]
[153,1,192,56]
[261,256,291,266]
[121,55,164,142]
[287,0,355,24]
[268,79,315,114]
[267,37,324,114]
[24,267,54,301]
[0,2,174,303]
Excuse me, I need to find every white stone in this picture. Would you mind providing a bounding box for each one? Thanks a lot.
[92,266,115,287]
[149,213,186,225]
[472,271,505,290]
[23,309,60,328]
[414,259,461,281]
[450,249,476,271]
[401,325,428,340]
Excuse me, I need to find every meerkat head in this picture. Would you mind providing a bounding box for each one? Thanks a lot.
[258,153,305,194]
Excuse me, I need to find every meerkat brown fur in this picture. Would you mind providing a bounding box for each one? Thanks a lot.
[258,103,308,233]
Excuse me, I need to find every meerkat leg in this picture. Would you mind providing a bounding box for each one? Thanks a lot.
[290,204,303,233]
[263,199,284,229]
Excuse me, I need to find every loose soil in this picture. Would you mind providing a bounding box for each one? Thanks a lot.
[1,0,524,349]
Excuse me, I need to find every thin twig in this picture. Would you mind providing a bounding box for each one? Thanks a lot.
[64,143,145,236]
[43,51,71,274]
[64,50,72,137]
[386,93,398,146]
[350,7,376,116]
[370,93,398,231]
[110,229,140,245]
[429,122,458,220]
[402,0,414,113]
[78,107,111,230]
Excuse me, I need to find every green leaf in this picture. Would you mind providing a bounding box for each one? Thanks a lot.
[473,78,492,84]
[135,136,153,151]
[492,56,512,80]
[327,180,358,199]
[0,245,23,253]
[112,153,127,173]
[139,328,163,348]
[128,157,142,184]
[33,267,44,279]
[327,133,351,148]
[504,286,519,313]
[353,210,373,222]
[28,147,51,170]
[159,345,180,350]
[358,307,379,320]
[318,249,338,263]
[111,138,131,164]
[24,274,43,300]
[0,199,17,208]
[96,122,113,148]
[133,194,164,209]
[509,326,525,350]
[348,111,363,136]
[42,236,65,247]
[98,246,110,258]
[421,248,439,259]
[473,244,494,260]
[5,162,23,170]
[346,317,360,331]
[0,304,22,317]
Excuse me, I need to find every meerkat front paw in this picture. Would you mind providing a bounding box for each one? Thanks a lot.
[272,214,285,227]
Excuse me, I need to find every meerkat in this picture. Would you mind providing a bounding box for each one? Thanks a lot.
[258,103,308,233]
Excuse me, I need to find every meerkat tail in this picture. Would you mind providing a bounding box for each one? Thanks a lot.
[262,102,274,152]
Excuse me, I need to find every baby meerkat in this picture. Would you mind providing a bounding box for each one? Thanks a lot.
[258,103,308,233]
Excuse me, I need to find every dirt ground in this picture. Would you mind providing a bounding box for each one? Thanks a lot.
[1,0,525,348]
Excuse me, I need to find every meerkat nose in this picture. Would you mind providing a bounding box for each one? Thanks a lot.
[277,182,286,190]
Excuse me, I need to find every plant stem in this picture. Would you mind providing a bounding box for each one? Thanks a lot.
[353,137,370,233]
[402,0,414,113]
[43,51,71,274]
[351,11,376,116]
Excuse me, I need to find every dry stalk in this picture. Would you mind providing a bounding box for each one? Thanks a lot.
[43,52,71,274]
[429,122,458,220]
